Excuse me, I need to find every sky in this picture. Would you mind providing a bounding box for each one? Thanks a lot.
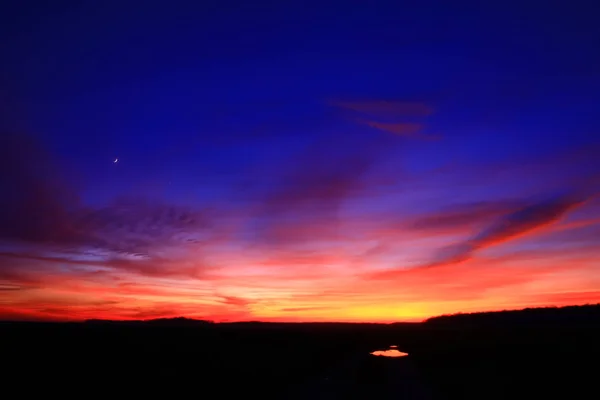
[1,0,599,322]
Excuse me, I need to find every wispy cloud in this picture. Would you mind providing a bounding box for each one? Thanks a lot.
[327,100,434,118]
[408,200,525,233]
[357,120,440,140]
[423,191,591,268]
[0,134,220,280]
[328,99,437,139]
[246,134,390,248]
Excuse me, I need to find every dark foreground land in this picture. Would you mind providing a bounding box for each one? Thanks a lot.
[2,304,599,399]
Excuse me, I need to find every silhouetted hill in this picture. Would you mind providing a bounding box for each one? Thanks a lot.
[424,303,600,327]
[3,303,595,327]
[2,304,599,399]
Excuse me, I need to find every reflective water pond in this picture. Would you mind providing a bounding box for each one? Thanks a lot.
[370,346,408,357]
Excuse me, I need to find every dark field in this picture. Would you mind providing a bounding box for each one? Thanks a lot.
[2,304,599,399]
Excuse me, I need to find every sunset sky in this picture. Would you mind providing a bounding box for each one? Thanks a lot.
[1,1,599,322]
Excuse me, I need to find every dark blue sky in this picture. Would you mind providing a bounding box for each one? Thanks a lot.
[1,1,599,321]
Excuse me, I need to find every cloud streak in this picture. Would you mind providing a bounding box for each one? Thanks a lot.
[328,99,437,139]
[328,100,434,118]
[423,191,591,268]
